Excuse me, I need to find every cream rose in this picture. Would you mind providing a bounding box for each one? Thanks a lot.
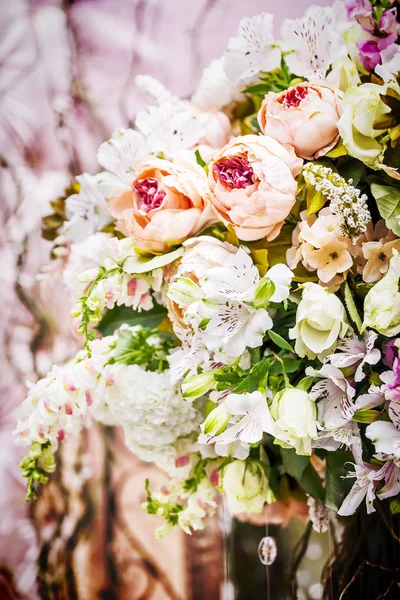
[337,83,391,167]
[258,82,342,160]
[109,155,216,253]
[289,283,350,359]
[208,135,302,242]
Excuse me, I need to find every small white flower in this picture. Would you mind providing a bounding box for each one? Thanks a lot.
[270,388,318,456]
[338,461,390,516]
[224,13,281,84]
[363,251,400,337]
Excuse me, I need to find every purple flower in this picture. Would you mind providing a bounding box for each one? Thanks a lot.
[357,34,397,71]
[346,0,375,33]
[384,339,399,368]
[382,357,400,402]
[379,7,400,37]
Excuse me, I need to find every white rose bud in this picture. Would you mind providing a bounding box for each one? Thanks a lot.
[363,251,400,337]
[222,459,274,515]
[289,283,349,359]
[270,388,318,456]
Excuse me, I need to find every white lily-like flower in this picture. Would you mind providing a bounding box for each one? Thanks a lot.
[326,331,381,382]
[338,461,391,516]
[307,364,356,430]
[366,421,400,459]
[192,57,236,112]
[281,4,350,81]
[97,127,150,187]
[224,13,281,84]
[204,391,276,445]
[63,173,113,242]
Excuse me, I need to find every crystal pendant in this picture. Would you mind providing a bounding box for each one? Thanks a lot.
[258,536,277,565]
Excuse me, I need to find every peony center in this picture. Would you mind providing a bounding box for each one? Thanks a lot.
[133,177,166,212]
[213,156,255,189]
[281,86,309,109]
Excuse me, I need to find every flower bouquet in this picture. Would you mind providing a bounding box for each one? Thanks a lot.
[16,0,400,593]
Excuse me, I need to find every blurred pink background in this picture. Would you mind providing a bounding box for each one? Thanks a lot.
[0,1,332,598]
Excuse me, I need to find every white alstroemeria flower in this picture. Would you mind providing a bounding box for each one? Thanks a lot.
[135,101,209,159]
[366,421,400,459]
[327,331,381,382]
[97,127,150,187]
[167,332,209,384]
[338,461,390,516]
[207,391,276,445]
[202,248,260,304]
[224,13,281,84]
[201,302,273,358]
[214,441,250,460]
[197,252,292,357]
[313,421,363,465]
[281,4,349,81]
[192,58,236,112]
[307,364,356,430]
[63,173,113,242]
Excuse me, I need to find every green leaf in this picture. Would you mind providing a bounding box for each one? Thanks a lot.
[370,183,400,236]
[195,149,207,169]
[98,303,167,336]
[342,282,362,334]
[267,330,295,353]
[269,358,302,375]
[325,141,347,158]
[325,450,353,511]
[299,463,324,499]
[280,448,309,482]
[390,497,400,515]
[296,376,315,392]
[306,185,326,216]
[242,83,272,95]
[233,358,271,394]
[123,247,184,274]
[337,158,367,186]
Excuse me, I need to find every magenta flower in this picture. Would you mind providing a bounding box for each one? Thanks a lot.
[346,0,375,33]
[379,7,400,37]
[357,34,397,71]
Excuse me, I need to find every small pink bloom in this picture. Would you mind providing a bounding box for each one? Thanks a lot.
[208,135,302,242]
[63,378,77,392]
[357,35,397,72]
[65,403,73,416]
[258,82,343,160]
[127,278,137,296]
[57,429,65,442]
[175,454,190,468]
[85,391,93,406]
[209,469,220,487]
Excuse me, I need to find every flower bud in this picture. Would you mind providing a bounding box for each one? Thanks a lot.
[167,277,203,308]
[253,277,276,309]
[203,404,231,436]
[182,371,217,401]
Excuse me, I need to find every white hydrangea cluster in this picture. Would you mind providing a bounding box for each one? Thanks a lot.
[303,163,371,241]
[102,364,202,472]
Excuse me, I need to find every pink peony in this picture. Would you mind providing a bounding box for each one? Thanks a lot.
[109,155,216,253]
[258,82,343,160]
[208,135,302,242]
